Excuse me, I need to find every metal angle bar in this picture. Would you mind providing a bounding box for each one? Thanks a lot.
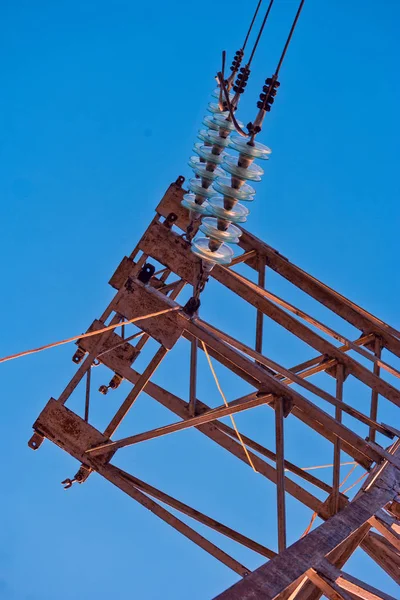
[187,319,383,467]
[313,558,399,600]
[156,279,182,294]
[84,367,91,423]
[214,445,400,599]
[235,227,400,356]
[238,279,400,382]
[337,569,398,600]
[82,336,325,513]
[189,335,198,417]
[97,462,250,577]
[125,324,373,469]
[156,183,400,349]
[113,467,277,560]
[110,369,325,514]
[369,337,382,443]
[102,310,371,474]
[268,448,400,600]
[87,296,376,470]
[332,364,345,514]
[368,516,400,552]
[113,277,185,359]
[103,346,168,438]
[210,266,400,408]
[199,320,392,438]
[58,313,122,405]
[291,524,372,600]
[279,334,373,381]
[306,570,353,600]
[361,532,400,585]
[228,249,257,266]
[188,332,372,469]
[275,397,287,553]
[255,254,266,356]
[111,274,184,365]
[207,419,333,494]
[87,392,272,455]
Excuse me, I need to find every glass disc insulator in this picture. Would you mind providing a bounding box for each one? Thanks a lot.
[208,196,249,223]
[188,157,224,181]
[222,155,264,182]
[203,115,219,131]
[191,237,234,265]
[193,143,225,165]
[188,178,215,199]
[200,217,242,244]
[213,113,243,132]
[213,177,255,201]
[211,88,234,101]
[198,129,230,148]
[181,194,211,216]
[207,102,228,114]
[229,136,272,160]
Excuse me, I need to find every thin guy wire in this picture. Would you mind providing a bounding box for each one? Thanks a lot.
[201,341,258,472]
[342,471,368,494]
[285,461,357,473]
[300,462,361,538]
[97,331,145,359]
[0,307,179,365]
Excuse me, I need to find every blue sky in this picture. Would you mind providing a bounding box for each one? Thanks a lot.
[1,1,399,598]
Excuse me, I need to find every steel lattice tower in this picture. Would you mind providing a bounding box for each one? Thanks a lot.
[28,177,400,600]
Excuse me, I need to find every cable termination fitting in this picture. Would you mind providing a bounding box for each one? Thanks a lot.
[229,49,244,74]
[257,76,280,112]
[233,66,250,96]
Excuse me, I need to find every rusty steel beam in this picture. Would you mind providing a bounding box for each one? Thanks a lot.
[255,254,266,356]
[292,524,372,600]
[214,445,400,599]
[98,463,251,577]
[361,532,400,585]
[189,335,198,417]
[186,319,382,468]
[112,468,277,560]
[27,180,400,600]
[275,397,287,553]
[369,337,382,443]
[103,346,168,438]
[155,182,400,356]
[87,392,273,456]
[199,320,392,438]
[79,338,326,514]
[211,267,400,409]
[235,230,400,358]
[332,364,345,514]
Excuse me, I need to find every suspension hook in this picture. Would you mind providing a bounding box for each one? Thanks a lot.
[61,478,76,490]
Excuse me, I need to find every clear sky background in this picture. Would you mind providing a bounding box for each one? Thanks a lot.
[1,1,399,599]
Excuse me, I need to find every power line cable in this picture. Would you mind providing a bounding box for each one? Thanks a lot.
[247,0,276,67]
[242,0,264,51]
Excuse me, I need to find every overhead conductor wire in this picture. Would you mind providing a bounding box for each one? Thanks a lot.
[217,0,276,134]
[242,0,265,51]
[250,0,306,140]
